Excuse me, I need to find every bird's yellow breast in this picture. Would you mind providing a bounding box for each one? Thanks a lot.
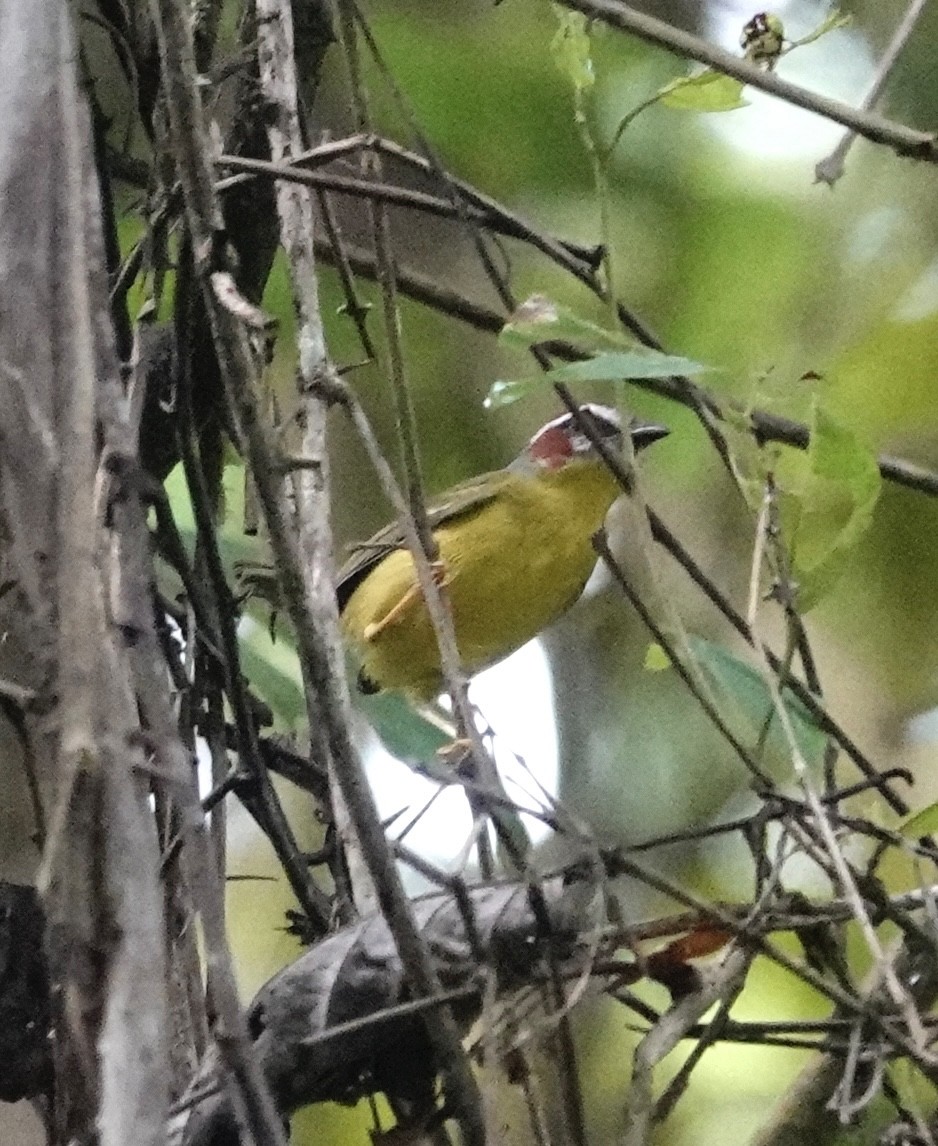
[340,460,621,699]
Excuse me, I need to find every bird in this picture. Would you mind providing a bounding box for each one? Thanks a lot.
[337,404,668,700]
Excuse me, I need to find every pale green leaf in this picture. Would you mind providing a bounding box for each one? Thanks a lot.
[900,802,938,839]
[488,347,710,408]
[499,294,635,354]
[688,636,826,766]
[484,378,540,410]
[659,70,748,113]
[550,9,594,92]
[790,403,882,611]
[544,349,709,382]
[644,642,671,672]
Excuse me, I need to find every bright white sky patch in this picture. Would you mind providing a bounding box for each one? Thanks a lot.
[906,705,938,745]
[221,618,559,867]
[366,637,559,869]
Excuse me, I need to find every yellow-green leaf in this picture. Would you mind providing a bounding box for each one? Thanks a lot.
[790,403,882,611]
[900,802,938,839]
[550,9,594,93]
[659,70,748,113]
[500,294,634,354]
[644,642,671,671]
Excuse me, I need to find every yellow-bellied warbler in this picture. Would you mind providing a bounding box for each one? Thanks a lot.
[336,405,667,699]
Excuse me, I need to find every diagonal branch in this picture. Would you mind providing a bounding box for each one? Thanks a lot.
[816,0,930,185]
[557,0,938,163]
[154,2,487,1143]
[255,0,375,921]
[307,221,938,498]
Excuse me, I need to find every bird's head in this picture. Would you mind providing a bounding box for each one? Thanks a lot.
[513,404,669,473]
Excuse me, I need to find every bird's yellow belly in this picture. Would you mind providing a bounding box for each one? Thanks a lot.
[341,463,620,698]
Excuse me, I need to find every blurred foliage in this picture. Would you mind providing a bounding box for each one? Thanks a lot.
[90,0,938,1143]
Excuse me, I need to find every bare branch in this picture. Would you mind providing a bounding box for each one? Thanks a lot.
[254,0,377,918]
[557,0,938,162]
[816,0,930,186]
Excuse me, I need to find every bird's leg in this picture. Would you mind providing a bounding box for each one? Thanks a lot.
[436,738,473,770]
[363,559,449,642]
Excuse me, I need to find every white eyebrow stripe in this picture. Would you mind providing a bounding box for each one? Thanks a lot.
[539,403,621,435]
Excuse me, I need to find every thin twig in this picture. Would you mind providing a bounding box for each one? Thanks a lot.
[816,0,930,186]
[308,226,938,499]
[255,0,376,920]
[215,156,600,268]
[332,0,515,884]
[746,482,928,1049]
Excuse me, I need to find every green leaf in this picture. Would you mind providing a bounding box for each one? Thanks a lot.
[487,348,710,408]
[644,642,671,672]
[239,612,456,764]
[688,636,827,767]
[659,70,748,113]
[790,403,882,611]
[499,294,635,354]
[161,461,259,570]
[357,688,531,860]
[789,9,851,50]
[355,685,452,765]
[545,348,710,382]
[885,1057,934,1130]
[550,9,594,93]
[240,634,307,727]
[900,802,938,839]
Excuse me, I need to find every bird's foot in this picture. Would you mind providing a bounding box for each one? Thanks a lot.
[435,737,473,772]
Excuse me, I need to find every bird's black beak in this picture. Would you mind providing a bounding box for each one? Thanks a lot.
[629,419,670,452]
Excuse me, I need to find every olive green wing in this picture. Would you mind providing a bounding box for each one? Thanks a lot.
[336,471,507,612]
